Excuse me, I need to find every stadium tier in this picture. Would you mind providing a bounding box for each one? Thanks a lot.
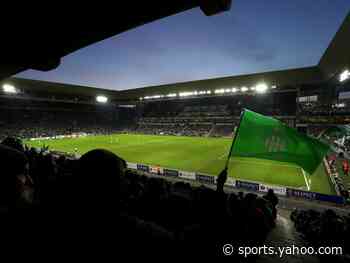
[0,94,120,140]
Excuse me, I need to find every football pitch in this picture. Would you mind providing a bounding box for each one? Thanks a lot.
[26,134,336,195]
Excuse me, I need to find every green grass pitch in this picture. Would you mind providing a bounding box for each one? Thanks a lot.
[26,134,336,195]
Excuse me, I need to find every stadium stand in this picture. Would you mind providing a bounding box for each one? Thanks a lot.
[136,102,235,136]
[135,96,295,137]
[0,3,348,260]
[0,97,120,140]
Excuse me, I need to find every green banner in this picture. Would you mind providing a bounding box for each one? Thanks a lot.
[229,110,330,174]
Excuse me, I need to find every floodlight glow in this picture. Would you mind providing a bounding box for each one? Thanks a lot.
[144,94,164,99]
[256,83,268,93]
[207,90,211,94]
[179,91,195,97]
[241,87,248,92]
[340,70,350,82]
[250,87,256,91]
[167,93,177,97]
[2,84,17,94]
[225,89,231,93]
[271,85,277,89]
[96,95,108,103]
[231,88,237,93]
[119,105,136,108]
[215,89,225,94]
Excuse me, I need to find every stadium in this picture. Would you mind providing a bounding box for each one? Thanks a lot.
[1,1,350,260]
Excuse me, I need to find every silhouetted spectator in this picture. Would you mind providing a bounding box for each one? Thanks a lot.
[0,144,33,209]
[238,191,244,200]
[216,167,228,193]
[1,136,24,152]
[263,189,278,219]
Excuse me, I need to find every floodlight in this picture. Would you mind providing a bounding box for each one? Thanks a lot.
[256,83,268,93]
[241,87,248,92]
[340,70,350,82]
[215,89,225,94]
[96,95,108,103]
[2,84,17,94]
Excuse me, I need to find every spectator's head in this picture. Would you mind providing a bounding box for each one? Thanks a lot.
[267,189,275,196]
[1,137,24,152]
[0,145,33,208]
[78,149,126,177]
[75,149,126,205]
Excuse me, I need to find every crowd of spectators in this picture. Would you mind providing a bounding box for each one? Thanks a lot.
[209,124,235,137]
[136,104,236,137]
[298,102,332,116]
[327,155,349,198]
[291,209,350,260]
[0,125,121,140]
[0,97,119,140]
[137,101,297,138]
[2,136,278,258]
[298,101,350,116]
[135,123,212,137]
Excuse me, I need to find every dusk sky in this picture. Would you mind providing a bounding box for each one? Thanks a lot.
[17,1,349,91]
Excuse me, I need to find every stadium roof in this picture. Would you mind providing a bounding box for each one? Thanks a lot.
[115,12,350,100]
[0,1,231,80]
[0,77,118,98]
[319,11,350,81]
[2,66,323,101]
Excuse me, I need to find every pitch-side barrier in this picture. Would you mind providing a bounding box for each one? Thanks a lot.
[127,162,345,205]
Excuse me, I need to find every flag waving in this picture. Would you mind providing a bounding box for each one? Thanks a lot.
[228,109,329,174]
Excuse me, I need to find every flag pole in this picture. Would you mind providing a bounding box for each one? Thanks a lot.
[225,109,247,169]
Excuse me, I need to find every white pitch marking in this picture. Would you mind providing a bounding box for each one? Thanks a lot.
[218,153,227,160]
[232,159,298,168]
[301,168,310,191]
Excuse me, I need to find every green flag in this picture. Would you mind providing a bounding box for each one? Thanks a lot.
[228,109,330,174]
